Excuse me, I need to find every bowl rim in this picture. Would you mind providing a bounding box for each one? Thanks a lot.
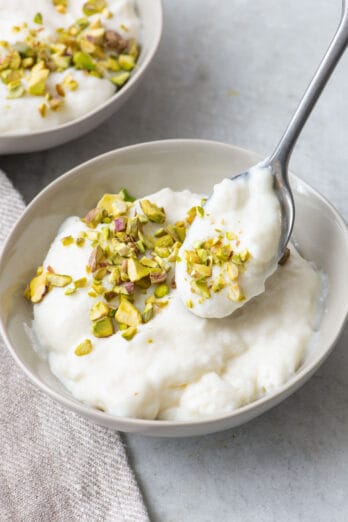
[0,0,163,141]
[0,138,347,431]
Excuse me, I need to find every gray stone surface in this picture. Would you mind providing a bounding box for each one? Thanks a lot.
[1,0,347,520]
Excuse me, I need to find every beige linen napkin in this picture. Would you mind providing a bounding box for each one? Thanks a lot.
[0,171,149,522]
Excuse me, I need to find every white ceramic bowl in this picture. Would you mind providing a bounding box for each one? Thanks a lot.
[0,140,347,437]
[0,1,162,154]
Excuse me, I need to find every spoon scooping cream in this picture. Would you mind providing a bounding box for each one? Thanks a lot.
[177,0,348,318]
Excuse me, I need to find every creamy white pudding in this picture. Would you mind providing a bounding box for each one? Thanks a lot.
[26,187,322,421]
[176,166,282,318]
[0,0,140,134]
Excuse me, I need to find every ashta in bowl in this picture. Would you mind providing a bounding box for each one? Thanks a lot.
[0,0,162,154]
[0,140,347,437]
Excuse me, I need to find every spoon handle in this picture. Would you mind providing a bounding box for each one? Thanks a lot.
[270,0,348,168]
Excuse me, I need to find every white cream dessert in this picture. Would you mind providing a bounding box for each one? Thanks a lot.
[176,166,281,318]
[26,186,322,421]
[0,0,140,134]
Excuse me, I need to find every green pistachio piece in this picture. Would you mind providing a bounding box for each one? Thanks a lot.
[173,222,186,242]
[90,301,110,321]
[121,326,137,341]
[115,299,141,327]
[127,258,150,282]
[154,234,174,248]
[73,51,96,71]
[74,339,93,356]
[141,303,154,323]
[231,253,243,265]
[88,245,104,272]
[28,272,48,303]
[118,54,135,71]
[110,71,130,87]
[119,188,135,202]
[97,193,128,216]
[190,263,212,279]
[154,247,170,258]
[191,280,210,299]
[33,12,43,24]
[212,274,226,293]
[74,277,87,288]
[28,67,49,95]
[61,235,74,246]
[82,0,106,16]
[46,273,72,287]
[154,283,169,299]
[186,207,197,224]
[228,283,245,302]
[139,257,158,268]
[92,316,114,338]
[108,267,121,285]
[7,80,24,99]
[140,200,166,223]
[84,207,105,228]
[227,262,239,281]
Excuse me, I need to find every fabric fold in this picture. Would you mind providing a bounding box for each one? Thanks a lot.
[0,171,149,522]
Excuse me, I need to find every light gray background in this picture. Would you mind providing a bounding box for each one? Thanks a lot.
[2,1,347,521]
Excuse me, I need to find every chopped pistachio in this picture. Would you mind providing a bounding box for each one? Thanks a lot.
[61,235,74,246]
[92,316,114,338]
[173,222,186,242]
[196,206,204,218]
[228,283,245,302]
[227,262,239,281]
[73,51,96,71]
[7,80,24,99]
[28,272,48,303]
[88,245,104,272]
[127,258,150,282]
[154,246,170,258]
[38,103,47,117]
[64,286,77,295]
[46,273,72,287]
[55,83,65,97]
[74,277,87,288]
[191,280,210,299]
[90,301,110,321]
[33,13,43,25]
[226,231,237,241]
[82,0,106,16]
[28,66,49,95]
[121,326,137,341]
[186,299,194,309]
[189,263,212,279]
[231,253,243,265]
[85,207,104,228]
[74,339,93,356]
[115,299,141,327]
[118,54,135,71]
[119,188,135,202]
[140,200,166,223]
[154,283,169,299]
[141,303,154,323]
[110,71,130,87]
[97,193,128,216]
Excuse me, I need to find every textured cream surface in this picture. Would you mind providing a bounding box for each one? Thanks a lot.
[33,188,321,421]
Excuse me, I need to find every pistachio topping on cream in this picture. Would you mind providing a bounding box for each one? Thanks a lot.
[25,188,190,343]
[176,166,282,318]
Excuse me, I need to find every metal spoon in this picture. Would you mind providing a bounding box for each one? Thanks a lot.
[229,0,348,257]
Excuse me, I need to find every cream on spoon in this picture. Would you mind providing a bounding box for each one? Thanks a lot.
[177,0,348,318]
